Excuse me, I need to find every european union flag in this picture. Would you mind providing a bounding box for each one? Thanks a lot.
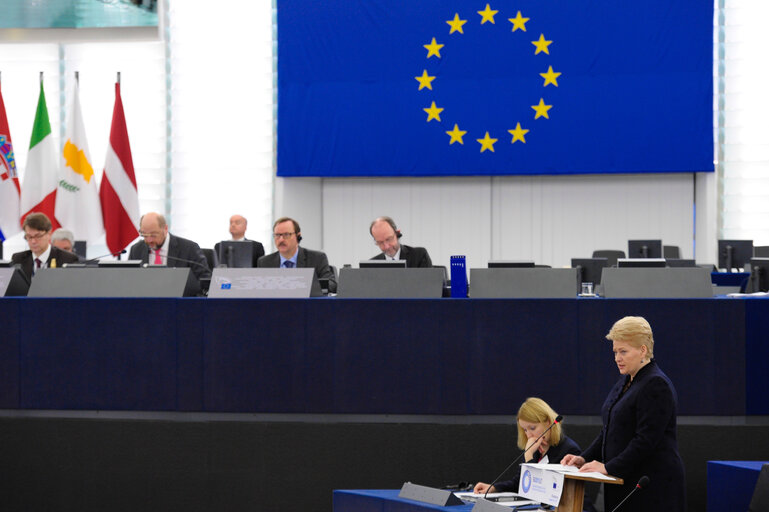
[277,1,713,177]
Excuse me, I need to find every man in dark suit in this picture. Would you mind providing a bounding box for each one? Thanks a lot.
[128,212,211,283]
[257,216,336,293]
[213,214,265,267]
[369,216,432,268]
[12,213,80,281]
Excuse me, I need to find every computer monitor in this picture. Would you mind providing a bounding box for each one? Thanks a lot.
[359,260,407,269]
[217,241,254,268]
[665,259,697,268]
[627,240,663,258]
[97,260,143,268]
[718,239,754,271]
[73,240,87,259]
[487,260,535,268]
[748,258,769,292]
[617,258,667,268]
[571,258,609,285]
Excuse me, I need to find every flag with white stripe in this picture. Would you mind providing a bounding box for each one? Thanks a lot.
[99,81,139,254]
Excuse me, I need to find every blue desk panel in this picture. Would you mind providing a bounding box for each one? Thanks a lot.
[707,460,766,512]
[0,297,766,414]
[334,489,473,512]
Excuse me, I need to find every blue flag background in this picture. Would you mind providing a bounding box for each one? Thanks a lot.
[277,0,713,177]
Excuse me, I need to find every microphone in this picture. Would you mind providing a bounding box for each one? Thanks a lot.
[160,253,211,273]
[226,245,234,267]
[609,476,649,512]
[483,415,563,500]
[62,249,127,267]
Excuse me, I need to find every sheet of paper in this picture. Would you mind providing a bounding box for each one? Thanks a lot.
[529,463,621,481]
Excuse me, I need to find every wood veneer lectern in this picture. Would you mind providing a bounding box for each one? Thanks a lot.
[558,472,623,512]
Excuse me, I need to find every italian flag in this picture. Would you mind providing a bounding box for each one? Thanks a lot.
[21,81,60,230]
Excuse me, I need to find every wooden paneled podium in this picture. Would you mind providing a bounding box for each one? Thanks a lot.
[556,472,623,512]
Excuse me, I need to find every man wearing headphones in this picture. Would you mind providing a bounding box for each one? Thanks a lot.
[369,216,432,268]
[257,216,337,293]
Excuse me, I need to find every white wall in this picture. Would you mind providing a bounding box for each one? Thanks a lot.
[275,172,718,271]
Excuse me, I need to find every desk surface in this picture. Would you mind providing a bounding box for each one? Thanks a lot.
[334,490,474,512]
[707,460,768,512]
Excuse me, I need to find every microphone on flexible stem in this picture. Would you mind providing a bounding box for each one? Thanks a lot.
[609,476,649,512]
[483,415,563,500]
[62,249,127,267]
[146,253,210,272]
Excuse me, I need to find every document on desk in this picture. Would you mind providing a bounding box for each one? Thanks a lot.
[454,491,540,507]
[535,463,620,481]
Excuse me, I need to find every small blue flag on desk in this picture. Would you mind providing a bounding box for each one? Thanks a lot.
[277,0,713,177]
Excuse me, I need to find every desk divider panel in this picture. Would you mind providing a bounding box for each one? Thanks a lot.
[337,268,444,298]
[601,267,713,298]
[469,268,578,298]
[28,267,196,297]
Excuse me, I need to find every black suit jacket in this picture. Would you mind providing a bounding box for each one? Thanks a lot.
[214,239,265,268]
[581,360,686,511]
[257,246,336,293]
[370,244,432,268]
[128,233,211,281]
[11,246,81,281]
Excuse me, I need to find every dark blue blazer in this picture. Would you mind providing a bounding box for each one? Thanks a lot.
[581,360,685,512]
[494,435,581,493]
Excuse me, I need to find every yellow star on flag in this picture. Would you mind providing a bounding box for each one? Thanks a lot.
[415,69,436,91]
[446,13,467,34]
[531,98,553,119]
[540,66,562,87]
[478,4,498,24]
[508,123,529,144]
[446,124,467,145]
[532,33,553,55]
[424,101,444,122]
[424,37,444,58]
[508,11,529,32]
[477,132,498,153]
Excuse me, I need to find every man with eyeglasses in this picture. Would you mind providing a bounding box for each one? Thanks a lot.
[257,216,337,293]
[369,216,432,268]
[128,212,211,282]
[11,212,79,280]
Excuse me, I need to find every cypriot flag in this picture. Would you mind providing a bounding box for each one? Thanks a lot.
[55,80,104,243]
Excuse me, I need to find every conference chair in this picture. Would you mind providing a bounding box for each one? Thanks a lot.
[202,248,217,269]
[592,250,625,267]
[754,246,769,258]
[663,245,681,259]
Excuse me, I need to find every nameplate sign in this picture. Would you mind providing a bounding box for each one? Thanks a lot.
[397,482,463,507]
[518,464,564,507]
[208,268,316,298]
[0,267,30,296]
